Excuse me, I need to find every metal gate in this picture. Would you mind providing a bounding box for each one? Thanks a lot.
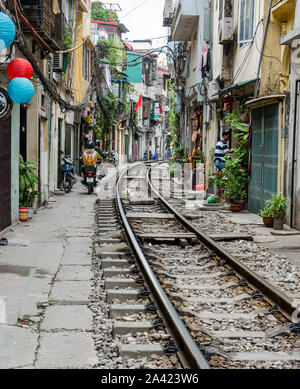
[0,117,11,231]
[249,103,279,213]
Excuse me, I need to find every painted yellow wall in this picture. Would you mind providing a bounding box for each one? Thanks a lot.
[73,12,93,105]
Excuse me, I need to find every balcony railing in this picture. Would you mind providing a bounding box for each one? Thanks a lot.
[20,0,63,50]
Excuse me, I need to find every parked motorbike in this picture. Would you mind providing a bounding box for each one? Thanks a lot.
[83,165,97,195]
[61,156,74,193]
[110,151,119,167]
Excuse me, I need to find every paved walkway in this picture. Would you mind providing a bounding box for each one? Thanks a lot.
[0,182,98,369]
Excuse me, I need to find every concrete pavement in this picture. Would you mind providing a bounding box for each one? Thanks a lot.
[0,182,98,369]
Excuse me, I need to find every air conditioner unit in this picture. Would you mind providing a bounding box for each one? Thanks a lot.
[218,0,234,44]
[208,80,220,101]
[0,47,15,69]
[163,0,174,27]
[53,53,64,72]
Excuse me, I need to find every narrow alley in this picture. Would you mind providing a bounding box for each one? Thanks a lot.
[1,0,300,377]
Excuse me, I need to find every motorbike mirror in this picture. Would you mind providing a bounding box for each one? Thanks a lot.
[60,150,64,155]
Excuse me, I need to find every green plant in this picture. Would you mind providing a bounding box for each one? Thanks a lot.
[98,37,125,75]
[223,157,249,202]
[267,193,288,216]
[259,200,274,217]
[63,27,73,69]
[92,2,119,22]
[19,155,39,207]
[209,171,225,189]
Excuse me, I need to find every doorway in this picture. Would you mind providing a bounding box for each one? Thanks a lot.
[249,103,279,213]
[0,117,11,231]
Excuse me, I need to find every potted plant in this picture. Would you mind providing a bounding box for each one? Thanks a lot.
[259,200,274,227]
[223,157,249,211]
[209,171,225,200]
[19,155,38,222]
[28,191,40,220]
[268,193,288,230]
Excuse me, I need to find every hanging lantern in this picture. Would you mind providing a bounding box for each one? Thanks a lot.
[7,58,33,80]
[0,12,16,50]
[8,77,35,104]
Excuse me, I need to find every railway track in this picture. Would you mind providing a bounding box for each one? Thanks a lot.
[93,162,300,369]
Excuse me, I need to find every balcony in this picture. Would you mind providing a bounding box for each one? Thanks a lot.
[20,0,63,50]
[272,0,296,21]
[170,0,200,41]
[78,0,89,13]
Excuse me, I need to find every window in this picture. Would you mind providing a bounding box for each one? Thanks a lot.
[83,46,90,81]
[238,0,255,47]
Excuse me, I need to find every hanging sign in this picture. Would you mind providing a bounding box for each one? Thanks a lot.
[0,86,13,121]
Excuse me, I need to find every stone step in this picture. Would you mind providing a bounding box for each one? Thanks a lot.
[106,289,139,302]
[105,278,139,290]
[109,304,145,318]
[101,259,131,269]
[118,343,164,359]
[113,321,152,336]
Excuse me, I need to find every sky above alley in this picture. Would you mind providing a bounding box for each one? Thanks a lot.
[92,0,169,48]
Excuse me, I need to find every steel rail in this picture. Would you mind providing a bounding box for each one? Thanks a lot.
[116,164,211,370]
[147,164,296,320]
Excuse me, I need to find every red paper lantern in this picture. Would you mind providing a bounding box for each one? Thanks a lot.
[7,58,33,80]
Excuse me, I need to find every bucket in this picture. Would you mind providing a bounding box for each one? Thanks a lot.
[19,207,29,222]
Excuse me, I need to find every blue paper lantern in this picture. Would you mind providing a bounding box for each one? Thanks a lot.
[0,12,16,50]
[8,77,35,104]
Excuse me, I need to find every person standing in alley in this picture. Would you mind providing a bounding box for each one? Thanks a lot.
[214,131,234,172]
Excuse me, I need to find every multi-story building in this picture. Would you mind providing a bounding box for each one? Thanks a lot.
[125,40,168,161]
[165,0,299,229]
[281,0,300,230]
[0,0,94,233]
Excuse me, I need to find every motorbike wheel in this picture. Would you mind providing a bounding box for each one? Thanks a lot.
[63,176,72,193]
[88,183,94,195]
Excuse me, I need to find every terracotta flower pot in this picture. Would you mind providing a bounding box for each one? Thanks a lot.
[19,207,29,222]
[262,216,273,227]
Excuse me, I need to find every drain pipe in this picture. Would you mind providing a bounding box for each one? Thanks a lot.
[254,0,273,98]
[290,79,300,227]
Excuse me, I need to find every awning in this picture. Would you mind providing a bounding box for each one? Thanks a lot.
[221,79,257,94]
[281,26,300,45]
[246,94,285,109]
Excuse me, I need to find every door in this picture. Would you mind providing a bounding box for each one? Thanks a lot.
[57,119,63,187]
[0,117,11,231]
[65,124,72,157]
[293,87,300,229]
[249,104,279,212]
[125,135,129,162]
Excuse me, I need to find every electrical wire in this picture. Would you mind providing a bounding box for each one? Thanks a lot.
[12,0,88,54]
[121,0,150,19]
[0,0,95,112]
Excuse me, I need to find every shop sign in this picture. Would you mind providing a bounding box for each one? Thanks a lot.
[152,102,160,119]
[0,86,13,121]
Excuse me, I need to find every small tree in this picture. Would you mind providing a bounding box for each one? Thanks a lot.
[92,2,119,22]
